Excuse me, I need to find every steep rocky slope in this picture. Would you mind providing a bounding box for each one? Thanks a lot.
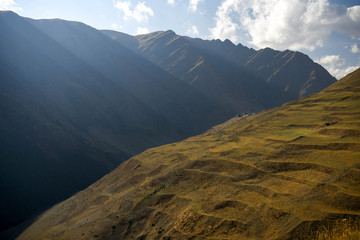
[104,30,336,111]
[18,69,360,239]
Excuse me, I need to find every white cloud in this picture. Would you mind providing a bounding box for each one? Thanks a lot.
[136,27,150,34]
[348,6,360,22]
[114,1,154,22]
[208,0,241,43]
[330,65,359,79]
[111,23,123,31]
[351,44,360,53]
[317,55,345,67]
[0,0,22,12]
[186,25,199,36]
[316,55,359,79]
[210,0,360,51]
[167,0,175,6]
[188,0,203,12]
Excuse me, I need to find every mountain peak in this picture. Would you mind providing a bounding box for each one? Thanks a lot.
[164,29,176,35]
[223,38,234,46]
[0,10,18,16]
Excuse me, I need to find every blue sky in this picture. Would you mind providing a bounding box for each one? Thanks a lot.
[1,0,359,79]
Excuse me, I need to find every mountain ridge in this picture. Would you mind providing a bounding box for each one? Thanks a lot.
[103,29,336,112]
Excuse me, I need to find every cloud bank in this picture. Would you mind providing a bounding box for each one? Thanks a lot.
[188,0,203,12]
[186,25,199,36]
[210,0,360,51]
[0,0,22,12]
[111,23,123,31]
[136,27,150,34]
[316,55,358,79]
[114,1,154,22]
[351,44,360,54]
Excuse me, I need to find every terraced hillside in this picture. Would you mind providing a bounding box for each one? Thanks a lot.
[18,69,360,239]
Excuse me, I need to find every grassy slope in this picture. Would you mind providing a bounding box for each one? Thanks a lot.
[18,69,360,240]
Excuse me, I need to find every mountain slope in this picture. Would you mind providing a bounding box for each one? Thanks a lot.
[104,30,336,111]
[243,47,336,98]
[106,30,279,112]
[0,11,181,232]
[18,68,360,239]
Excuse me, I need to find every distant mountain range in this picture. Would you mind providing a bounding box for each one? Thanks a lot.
[18,68,360,240]
[0,11,336,235]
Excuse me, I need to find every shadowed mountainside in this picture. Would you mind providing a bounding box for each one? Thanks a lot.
[28,20,229,136]
[18,69,360,239]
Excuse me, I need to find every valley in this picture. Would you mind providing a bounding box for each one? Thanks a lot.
[18,69,360,239]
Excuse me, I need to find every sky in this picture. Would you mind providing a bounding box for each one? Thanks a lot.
[1,0,359,79]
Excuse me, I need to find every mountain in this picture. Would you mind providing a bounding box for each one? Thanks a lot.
[0,11,338,237]
[104,30,336,111]
[18,68,360,239]
[0,11,218,234]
